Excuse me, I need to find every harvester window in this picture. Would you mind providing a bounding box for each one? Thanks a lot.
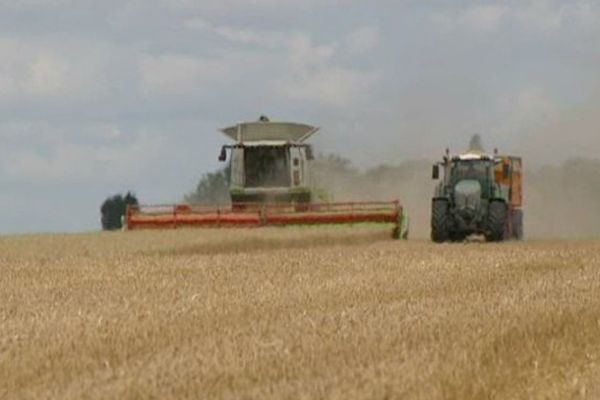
[244,147,290,188]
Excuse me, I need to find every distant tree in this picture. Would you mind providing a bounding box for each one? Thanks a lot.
[100,192,139,231]
[185,165,231,205]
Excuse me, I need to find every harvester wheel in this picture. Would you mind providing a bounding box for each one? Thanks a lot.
[431,199,449,243]
[486,201,507,242]
[392,215,410,240]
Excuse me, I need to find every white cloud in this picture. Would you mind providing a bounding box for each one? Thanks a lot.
[274,67,377,107]
[0,40,73,98]
[184,22,380,107]
[0,37,128,106]
[515,0,565,31]
[2,132,165,184]
[344,26,381,54]
[0,38,28,96]
[185,18,292,48]
[139,53,235,97]
[430,4,508,32]
[25,52,70,96]
[0,0,75,6]
[286,35,336,70]
[4,0,360,12]
[273,34,378,107]
[515,0,600,32]
[161,0,359,13]
[461,5,508,31]
[431,1,600,33]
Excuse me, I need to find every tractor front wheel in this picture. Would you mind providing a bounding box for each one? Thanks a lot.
[431,199,450,243]
[486,201,507,242]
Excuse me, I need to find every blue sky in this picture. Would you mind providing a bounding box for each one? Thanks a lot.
[1,0,599,233]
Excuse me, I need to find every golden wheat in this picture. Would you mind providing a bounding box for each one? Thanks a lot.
[1,227,599,399]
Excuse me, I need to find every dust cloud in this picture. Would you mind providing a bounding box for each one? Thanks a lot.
[313,92,600,239]
[314,156,600,239]
[519,91,600,238]
[312,157,434,239]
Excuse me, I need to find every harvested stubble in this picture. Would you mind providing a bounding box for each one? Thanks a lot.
[1,227,600,399]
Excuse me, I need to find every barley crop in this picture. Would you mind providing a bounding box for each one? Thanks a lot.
[1,227,599,399]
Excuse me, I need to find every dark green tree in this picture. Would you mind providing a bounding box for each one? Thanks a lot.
[100,192,139,231]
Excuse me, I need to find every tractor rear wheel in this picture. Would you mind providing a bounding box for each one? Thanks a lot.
[450,232,467,242]
[486,201,507,242]
[431,199,450,243]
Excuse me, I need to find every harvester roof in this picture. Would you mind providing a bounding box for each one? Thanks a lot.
[221,121,319,143]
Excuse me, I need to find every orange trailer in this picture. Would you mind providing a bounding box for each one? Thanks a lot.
[495,156,524,239]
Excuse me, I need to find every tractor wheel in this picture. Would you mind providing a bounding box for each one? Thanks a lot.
[512,209,524,240]
[431,199,450,243]
[450,232,467,242]
[486,201,507,242]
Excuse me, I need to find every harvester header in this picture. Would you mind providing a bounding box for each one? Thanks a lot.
[127,200,408,239]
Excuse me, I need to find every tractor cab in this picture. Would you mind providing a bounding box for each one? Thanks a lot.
[451,159,490,183]
[434,153,501,197]
[449,155,501,201]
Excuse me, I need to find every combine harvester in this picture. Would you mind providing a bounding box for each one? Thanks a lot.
[127,118,409,239]
[430,136,523,242]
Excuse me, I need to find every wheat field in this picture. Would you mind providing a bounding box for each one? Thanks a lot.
[1,227,600,399]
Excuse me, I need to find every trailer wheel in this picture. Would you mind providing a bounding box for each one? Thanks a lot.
[486,201,507,242]
[512,209,524,240]
[431,199,449,243]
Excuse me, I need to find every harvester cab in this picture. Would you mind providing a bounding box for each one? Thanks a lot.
[218,120,318,204]
[430,142,523,243]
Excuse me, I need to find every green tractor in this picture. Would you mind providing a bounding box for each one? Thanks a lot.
[430,146,524,243]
